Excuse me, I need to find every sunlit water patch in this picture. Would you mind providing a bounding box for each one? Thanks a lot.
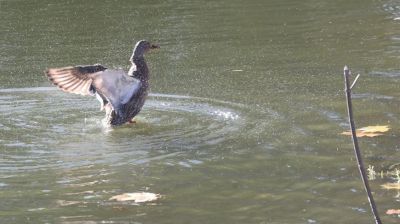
[383,0,400,20]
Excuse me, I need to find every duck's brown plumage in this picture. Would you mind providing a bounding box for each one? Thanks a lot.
[45,65,107,96]
[45,40,158,126]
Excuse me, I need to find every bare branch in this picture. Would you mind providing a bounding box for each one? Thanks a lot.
[343,65,381,224]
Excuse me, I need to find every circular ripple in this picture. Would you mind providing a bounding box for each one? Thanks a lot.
[0,87,280,171]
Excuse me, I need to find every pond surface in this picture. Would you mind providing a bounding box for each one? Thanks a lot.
[1,0,400,223]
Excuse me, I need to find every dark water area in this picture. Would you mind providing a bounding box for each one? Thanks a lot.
[1,0,400,223]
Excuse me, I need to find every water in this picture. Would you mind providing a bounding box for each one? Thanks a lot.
[1,0,400,223]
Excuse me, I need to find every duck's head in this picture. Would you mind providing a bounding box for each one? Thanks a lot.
[131,40,159,60]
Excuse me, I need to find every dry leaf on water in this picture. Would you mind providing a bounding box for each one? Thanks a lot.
[386,209,400,215]
[381,182,400,190]
[341,125,390,137]
[109,192,161,202]
[341,130,383,137]
[359,125,390,133]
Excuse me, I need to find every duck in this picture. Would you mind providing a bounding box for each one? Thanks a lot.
[45,40,159,126]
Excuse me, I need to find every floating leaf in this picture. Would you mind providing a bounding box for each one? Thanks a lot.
[381,183,400,190]
[359,125,390,133]
[386,209,400,215]
[341,125,390,137]
[109,192,161,202]
[341,130,383,137]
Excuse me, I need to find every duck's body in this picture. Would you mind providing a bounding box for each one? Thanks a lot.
[45,40,158,126]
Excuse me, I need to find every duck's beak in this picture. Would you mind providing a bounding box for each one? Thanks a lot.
[150,44,160,49]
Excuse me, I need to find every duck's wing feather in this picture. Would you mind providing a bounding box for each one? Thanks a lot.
[45,64,107,95]
[91,69,141,111]
[46,65,140,115]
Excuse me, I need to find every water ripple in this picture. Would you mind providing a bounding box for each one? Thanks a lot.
[0,87,280,173]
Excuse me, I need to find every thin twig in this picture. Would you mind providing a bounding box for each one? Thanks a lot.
[350,74,361,90]
[343,65,381,224]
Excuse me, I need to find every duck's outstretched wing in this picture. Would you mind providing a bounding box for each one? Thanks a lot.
[45,64,107,95]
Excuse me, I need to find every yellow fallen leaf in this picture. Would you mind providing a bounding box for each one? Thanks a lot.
[359,125,390,133]
[341,125,390,137]
[381,182,400,190]
[386,209,400,215]
[341,130,383,137]
[109,192,161,202]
